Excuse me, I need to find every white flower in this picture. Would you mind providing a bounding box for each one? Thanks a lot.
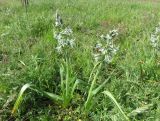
[95,43,103,49]
[155,27,160,35]
[56,46,62,53]
[60,27,73,36]
[100,34,105,39]
[100,34,112,41]
[99,48,106,54]
[155,23,160,34]
[94,43,106,54]
[112,47,119,55]
[68,39,75,48]
[109,29,118,37]
[54,32,62,40]
[104,55,112,63]
[150,34,158,43]
[59,39,68,47]
[106,34,112,40]
[93,53,101,62]
[150,34,159,48]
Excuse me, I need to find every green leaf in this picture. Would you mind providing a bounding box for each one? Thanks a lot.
[103,91,130,121]
[42,91,63,102]
[60,63,64,93]
[92,70,115,95]
[128,104,153,117]
[88,62,101,83]
[71,79,80,97]
[84,63,102,110]
[92,79,109,95]
[12,83,63,115]
[12,83,31,115]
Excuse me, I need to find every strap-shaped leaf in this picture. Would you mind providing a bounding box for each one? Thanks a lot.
[92,78,110,95]
[128,104,153,117]
[12,83,31,114]
[12,83,63,115]
[84,63,102,110]
[71,79,80,97]
[42,91,63,102]
[103,91,130,121]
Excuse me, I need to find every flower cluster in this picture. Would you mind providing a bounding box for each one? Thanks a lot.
[54,11,75,53]
[150,23,160,50]
[100,29,118,42]
[93,29,119,63]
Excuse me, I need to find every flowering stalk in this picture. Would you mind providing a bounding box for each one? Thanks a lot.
[54,10,75,54]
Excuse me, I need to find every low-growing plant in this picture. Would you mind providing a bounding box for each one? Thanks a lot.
[82,30,119,113]
[12,60,79,115]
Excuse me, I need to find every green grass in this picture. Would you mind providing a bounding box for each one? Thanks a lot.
[0,0,160,120]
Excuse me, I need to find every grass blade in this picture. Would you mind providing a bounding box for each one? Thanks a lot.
[103,91,130,121]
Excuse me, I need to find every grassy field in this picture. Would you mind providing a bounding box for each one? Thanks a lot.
[0,0,160,120]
